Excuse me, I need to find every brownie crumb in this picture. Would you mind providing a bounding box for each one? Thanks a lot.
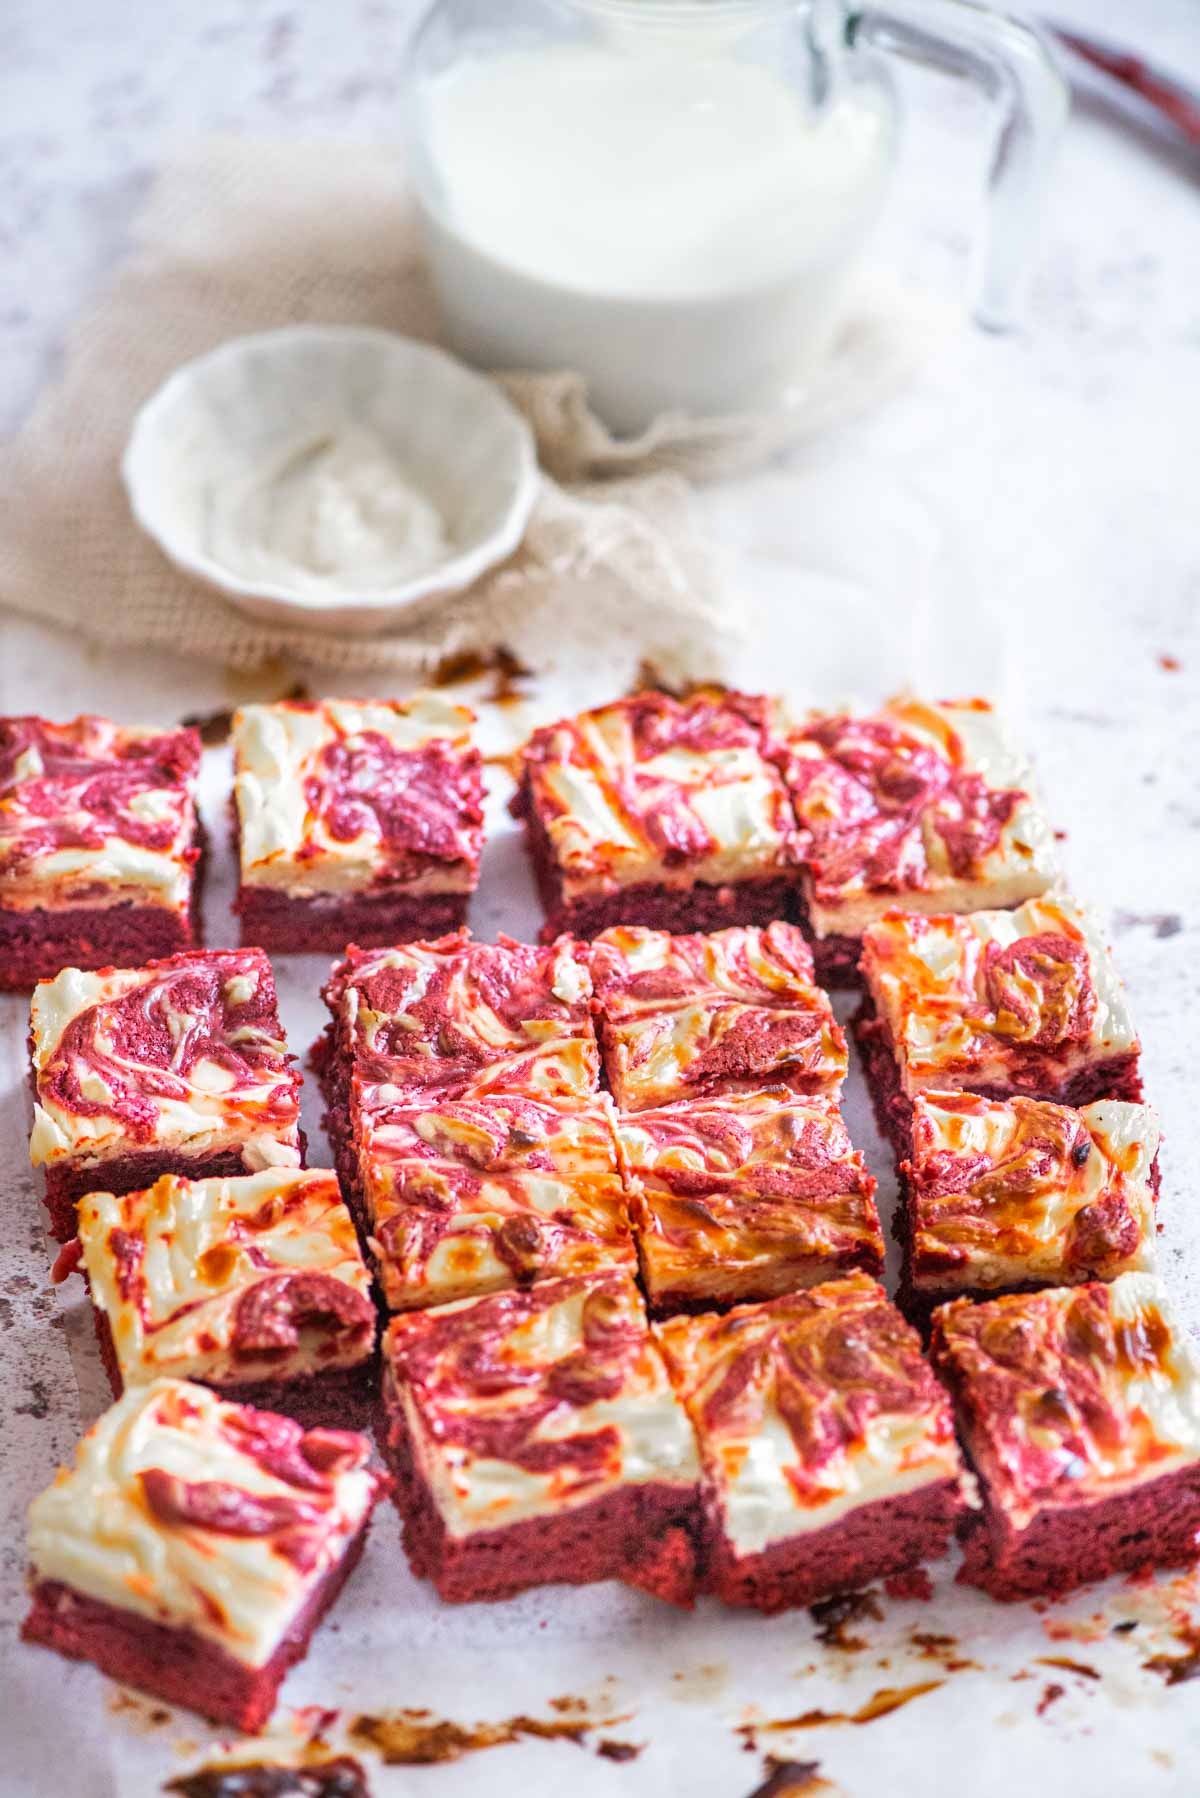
[596,1740,643,1763]
[809,1588,882,1652]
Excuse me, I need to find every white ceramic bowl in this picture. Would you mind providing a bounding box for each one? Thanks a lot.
[122,326,539,634]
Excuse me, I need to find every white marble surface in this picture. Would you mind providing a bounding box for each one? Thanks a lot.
[2,2,1200,1794]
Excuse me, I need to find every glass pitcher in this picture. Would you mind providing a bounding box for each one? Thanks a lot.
[401,0,1067,435]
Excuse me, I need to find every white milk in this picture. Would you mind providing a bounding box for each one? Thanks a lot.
[417,42,892,434]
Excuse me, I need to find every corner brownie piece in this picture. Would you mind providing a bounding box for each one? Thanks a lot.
[902,1092,1159,1319]
[23,1378,384,1730]
[30,948,304,1241]
[357,1093,635,1310]
[588,921,846,1110]
[656,1275,968,1612]
[511,688,799,940]
[0,714,202,991]
[931,1274,1200,1600]
[316,931,598,1199]
[73,1169,376,1428]
[232,695,484,954]
[617,1093,881,1316]
[379,1271,701,1603]
[781,697,1058,985]
[855,895,1141,1160]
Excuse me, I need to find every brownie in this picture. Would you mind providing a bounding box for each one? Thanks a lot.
[588,921,846,1110]
[854,895,1142,1160]
[23,1378,384,1730]
[779,697,1058,986]
[932,1274,1200,1600]
[617,1092,881,1316]
[378,1271,701,1604]
[29,948,304,1240]
[0,714,202,991]
[656,1275,968,1612]
[232,695,483,954]
[511,688,800,941]
[74,1168,376,1429]
[900,1091,1159,1321]
[315,931,599,1206]
[356,1091,636,1311]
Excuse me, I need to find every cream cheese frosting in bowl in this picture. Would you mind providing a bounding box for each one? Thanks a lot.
[122,326,538,633]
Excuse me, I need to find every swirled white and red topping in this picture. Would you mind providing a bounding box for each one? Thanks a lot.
[0,714,200,912]
[859,896,1139,1095]
[517,690,799,897]
[383,1272,699,1533]
[77,1169,375,1386]
[233,696,483,898]
[932,1274,1200,1527]
[657,1275,966,1553]
[26,1378,382,1665]
[618,1094,881,1302]
[589,921,847,1109]
[324,931,599,1112]
[907,1092,1159,1294]
[29,949,303,1170]
[781,698,1058,938]
[359,1092,634,1310]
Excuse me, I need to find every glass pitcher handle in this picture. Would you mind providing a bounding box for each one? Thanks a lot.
[846,1,1069,329]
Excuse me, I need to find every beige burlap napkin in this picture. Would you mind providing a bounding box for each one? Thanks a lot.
[0,136,947,677]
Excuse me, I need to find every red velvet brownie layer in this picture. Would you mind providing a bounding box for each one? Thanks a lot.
[0,715,204,991]
[0,901,197,992]
[380,1272,702,1604]
[802,927,864,990]
[235,883,469,955]
[702,1475,965,1613]
[932,1274,1200,1601]
[232,696,483,957]
[512,689,800,943]
[952,1460,1200,1601]
[657,1276,968,1613]
[29,948,305,1241]
[23,1519,371,1733]
[43,1146,256,1243]
[779,699,1059,987]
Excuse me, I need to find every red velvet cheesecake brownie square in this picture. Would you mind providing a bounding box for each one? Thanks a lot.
[30,948,304,1241]
[73,1169,376,1429]
[616,1093,882,1316]
[23,1377,385,1730]
[511,688,800,940]
[356,1092,635,1310]
[0,714,202,991]
[588,921,847,1110]
[780,697,1058,986]
[854,895,1142,1161]
[316,930,598,1197]
[232,695,484,954]
[931,1273,1200,1600]
[379,1271,701,1603]
[901,1092,1159,1320]
[656,1274,968,1612]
